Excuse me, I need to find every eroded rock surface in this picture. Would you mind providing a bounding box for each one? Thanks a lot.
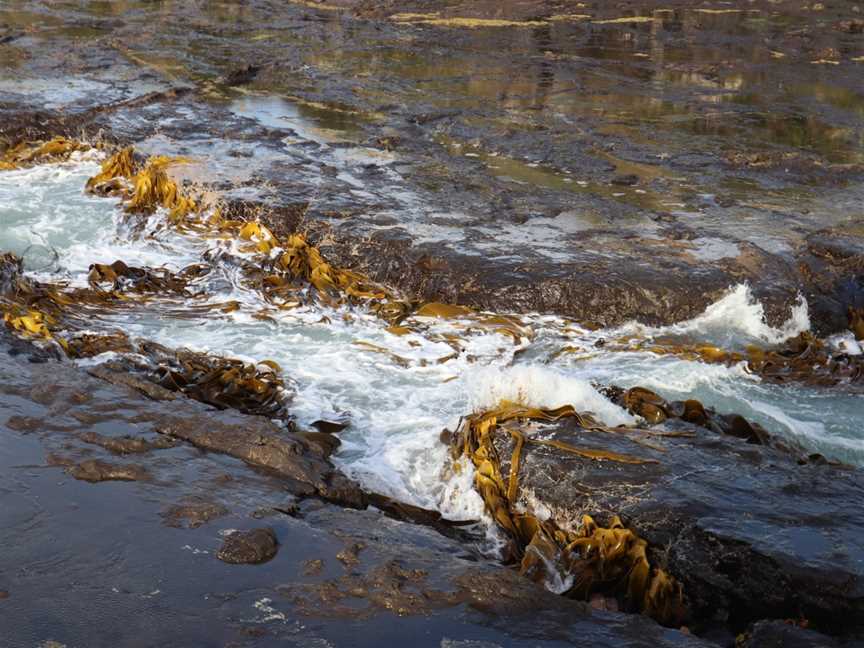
[161,500,229,529]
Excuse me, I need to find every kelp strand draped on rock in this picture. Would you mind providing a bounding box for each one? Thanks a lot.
[450,402,685,626]
[602,332,863,390]
[82,146,537,346]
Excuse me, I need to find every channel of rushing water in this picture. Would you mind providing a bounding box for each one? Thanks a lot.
[2,156,864,525]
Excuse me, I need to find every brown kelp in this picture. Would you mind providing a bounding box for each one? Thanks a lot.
[0,253,290,419]
[86,149,199,223]
[449,402,685,625]
[87,259,205,296]
[595,331,863,390]
[0,136,88,170]
[137,343,290,419]
[83,147,535,349]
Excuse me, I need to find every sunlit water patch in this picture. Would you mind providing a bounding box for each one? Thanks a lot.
[2,160,864,524]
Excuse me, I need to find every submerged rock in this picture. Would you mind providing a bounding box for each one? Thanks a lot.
[67,459,149,483]
[80,431,176,455]
[161,501,229,529]
[217,528,278,565]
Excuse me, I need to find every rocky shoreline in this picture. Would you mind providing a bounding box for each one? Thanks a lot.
[2,1,864,646]
[2,331,862,647]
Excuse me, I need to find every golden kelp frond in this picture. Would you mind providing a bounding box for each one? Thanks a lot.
[0,137,88,170]
[2,307,53,340]
[1,302,70,353]
[127,156,197,220]
[145,346,291,418]
[86,147,137,191]
[239,221,279,254]
[415,302,474,318]
[276,233,392,300]
[453,402,684,624]
[85,148,200,222]
[451,402,682,625]
[561,514,683,621]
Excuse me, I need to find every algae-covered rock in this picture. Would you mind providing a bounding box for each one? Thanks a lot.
[450,394,864,639]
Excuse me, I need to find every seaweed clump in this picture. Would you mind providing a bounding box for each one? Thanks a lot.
[82,148,537,347]
[450,402,685,626]
[0,136,88,170]
[617,332,863,390]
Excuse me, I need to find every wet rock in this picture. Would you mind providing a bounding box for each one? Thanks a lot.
[611,174,639,186]
[222,64,264,87]
[298,430,341,458]
[217,528,278,565]
[311,419,348,434]
[451,402,864,639]
[87,365,178,401]
[80,431,176,455]
[797,230,864,335]
[336,542,365,567]
[68,459,149,483]
[154,414,367,509]
[737,620,843,647]
[303,558,324,575]
[161,501,228,529]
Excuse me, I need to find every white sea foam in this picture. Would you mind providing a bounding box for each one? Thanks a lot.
[617,283,810,346]
[466,365,635,427]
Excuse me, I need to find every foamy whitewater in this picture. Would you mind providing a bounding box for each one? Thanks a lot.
[3,159,864,523]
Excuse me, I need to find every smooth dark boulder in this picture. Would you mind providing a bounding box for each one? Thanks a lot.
[217,528,278,565]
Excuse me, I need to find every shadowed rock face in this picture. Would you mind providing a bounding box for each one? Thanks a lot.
[738,620,845,648]
[458,407,864,638]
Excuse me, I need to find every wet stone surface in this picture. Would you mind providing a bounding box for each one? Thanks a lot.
[0,347,711,647]
[0,0,862,332]
[217,528,279,565]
